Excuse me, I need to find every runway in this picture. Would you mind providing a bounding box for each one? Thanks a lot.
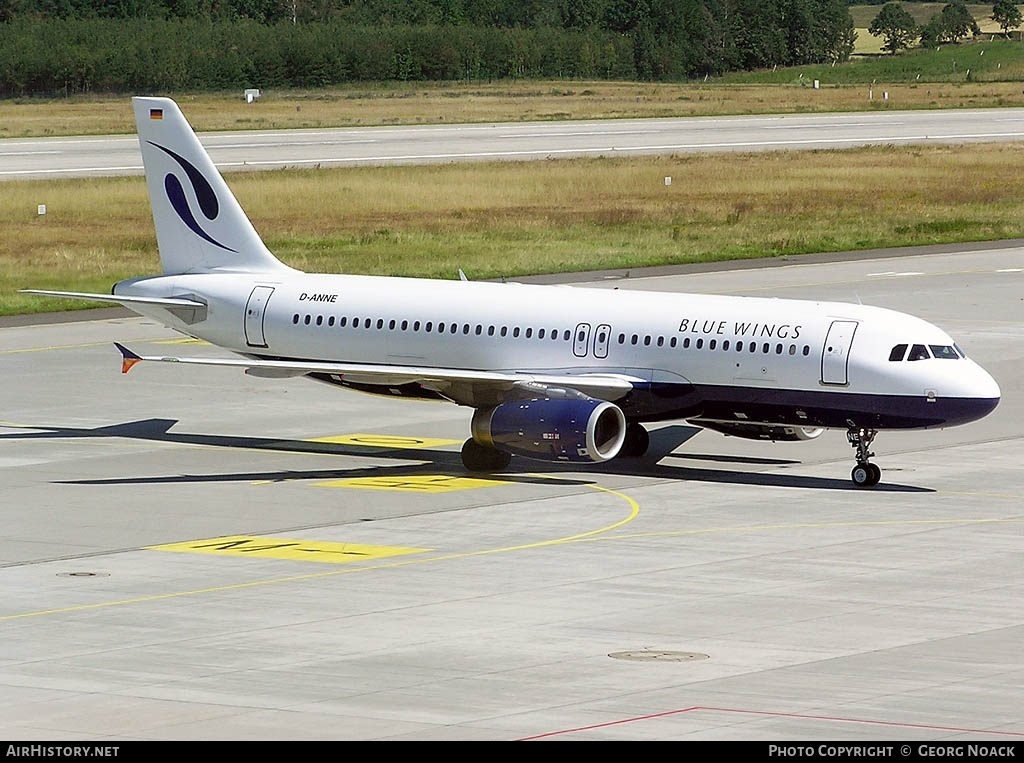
[5,107,1024,179]
[1,244,1021,741]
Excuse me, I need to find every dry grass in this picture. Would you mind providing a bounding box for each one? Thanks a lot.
[5,79,1024,139]
[7,142,1024,314]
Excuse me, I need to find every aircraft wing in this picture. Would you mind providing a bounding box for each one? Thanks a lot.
[114,343,637,405]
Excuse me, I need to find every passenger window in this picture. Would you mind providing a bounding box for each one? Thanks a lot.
[889,344,908,362]
[708,339,716,350]
[908,344,930,361]
[696,338,703,349]
[930,345,959,360]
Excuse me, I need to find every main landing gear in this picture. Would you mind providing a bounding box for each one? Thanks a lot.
[618,422,650,459]
[847,427,881,488]
[461,438,511,472]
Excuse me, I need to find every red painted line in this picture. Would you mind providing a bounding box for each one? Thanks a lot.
[519,705,1024,741]
[518,706,703,740]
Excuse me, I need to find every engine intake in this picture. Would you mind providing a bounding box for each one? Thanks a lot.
[472,397,626,463]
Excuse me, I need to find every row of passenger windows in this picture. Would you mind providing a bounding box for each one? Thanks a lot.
[293,313,573,340]
[292,313,813,357]
[888,343,964,361]
[638,334,811,356]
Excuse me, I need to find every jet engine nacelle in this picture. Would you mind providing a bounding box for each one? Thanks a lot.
[471,397,626,463]
[696,421,825,442]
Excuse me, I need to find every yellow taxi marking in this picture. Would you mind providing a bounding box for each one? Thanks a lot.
[148,535,428,564]
[154,337,208,346]
[308,433,460,449]
[0,336,207,355]
[320,474,509,492]
[1,479,640,620]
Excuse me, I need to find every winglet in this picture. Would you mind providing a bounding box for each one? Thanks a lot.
[115,342,143,374]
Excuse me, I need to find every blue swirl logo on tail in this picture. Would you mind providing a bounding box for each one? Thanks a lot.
[149,141,236,252]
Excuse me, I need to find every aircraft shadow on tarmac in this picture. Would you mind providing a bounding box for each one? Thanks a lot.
[0,418,933,493]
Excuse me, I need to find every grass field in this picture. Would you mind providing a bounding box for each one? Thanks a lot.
[7,142,1024,316]
[4,4,1024,316]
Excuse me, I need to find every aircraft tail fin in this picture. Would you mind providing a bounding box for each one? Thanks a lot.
[132,97,296,276]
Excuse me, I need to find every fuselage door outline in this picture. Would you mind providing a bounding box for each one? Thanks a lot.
[593,323,611,359]
[821,319,858,386]
[573,322,592,358]
[244,285,275,348]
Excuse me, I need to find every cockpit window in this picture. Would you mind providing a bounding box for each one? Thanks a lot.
[889,344,908,361]
[930,344,960,360]
[954,343,966,358]
[907,344,930,361]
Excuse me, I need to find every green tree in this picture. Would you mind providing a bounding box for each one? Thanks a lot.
[991,0,1023,36]
[919,14,944,47]
[922,1,981,46]
[939,1,981,42]
[869,1,918,55]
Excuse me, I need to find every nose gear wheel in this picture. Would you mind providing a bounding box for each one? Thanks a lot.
[847,427,881,487]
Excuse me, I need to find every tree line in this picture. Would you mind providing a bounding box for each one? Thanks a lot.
[869,1,1022,55]
[0,0,858,96]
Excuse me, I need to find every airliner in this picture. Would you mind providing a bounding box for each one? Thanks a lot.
[23,97,1001,487]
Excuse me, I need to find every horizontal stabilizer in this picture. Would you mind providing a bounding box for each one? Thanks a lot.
[20,289,206,309]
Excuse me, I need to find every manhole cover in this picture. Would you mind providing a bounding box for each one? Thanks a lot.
[609,650,710,662]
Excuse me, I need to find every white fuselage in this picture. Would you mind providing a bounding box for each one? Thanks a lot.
[116,270,1001,431]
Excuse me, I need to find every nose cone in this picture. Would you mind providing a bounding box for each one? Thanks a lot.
[947,361,1000,426]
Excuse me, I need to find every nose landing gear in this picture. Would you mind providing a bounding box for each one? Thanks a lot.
[847,427,881,487]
